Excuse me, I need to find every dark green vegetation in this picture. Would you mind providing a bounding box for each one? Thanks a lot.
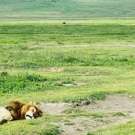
[0,0,135,20]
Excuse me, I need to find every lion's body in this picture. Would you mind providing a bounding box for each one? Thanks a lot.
[0,107,13,124]
[0,101,42,124]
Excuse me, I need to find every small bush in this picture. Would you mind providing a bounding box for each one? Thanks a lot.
[0,73,48,93]
[26,74,47,82]
[0,71,8,76]
[62,22,66,25]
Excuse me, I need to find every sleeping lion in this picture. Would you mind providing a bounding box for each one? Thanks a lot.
[0,101,42,124]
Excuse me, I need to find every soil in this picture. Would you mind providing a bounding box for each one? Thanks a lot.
[40,94,135,135]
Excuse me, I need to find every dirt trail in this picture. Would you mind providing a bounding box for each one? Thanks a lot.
[40,95,135,135]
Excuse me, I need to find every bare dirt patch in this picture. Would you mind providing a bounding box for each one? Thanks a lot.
[39,103,72,115]
[79,95,135,115]
[41,94,135,135]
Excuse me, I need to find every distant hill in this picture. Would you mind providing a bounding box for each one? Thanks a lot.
[0,0,135,20]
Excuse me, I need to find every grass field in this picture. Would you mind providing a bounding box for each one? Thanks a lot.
[0,20,135,101]
[0,19,135,134]
[0,0,135,20]
[0,1,135,134]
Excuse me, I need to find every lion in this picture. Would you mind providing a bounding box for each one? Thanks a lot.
[0,101,43,124]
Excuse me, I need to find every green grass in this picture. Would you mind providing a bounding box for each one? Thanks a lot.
[0,20,135,103]
[93,120,135,135]
[0,21,135,45]
[0,115,60,135]
[0,20,135,134]
[0,21,135,68]
[0,0,135,20]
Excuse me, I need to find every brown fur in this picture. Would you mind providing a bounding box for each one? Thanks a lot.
[5,101,42,120]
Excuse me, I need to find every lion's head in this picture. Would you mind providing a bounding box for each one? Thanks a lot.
[6,101,42,120]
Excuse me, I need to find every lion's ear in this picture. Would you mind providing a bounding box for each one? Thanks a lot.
[35,102,42,108]
[5,106,14,112]
[35,102,40,106]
